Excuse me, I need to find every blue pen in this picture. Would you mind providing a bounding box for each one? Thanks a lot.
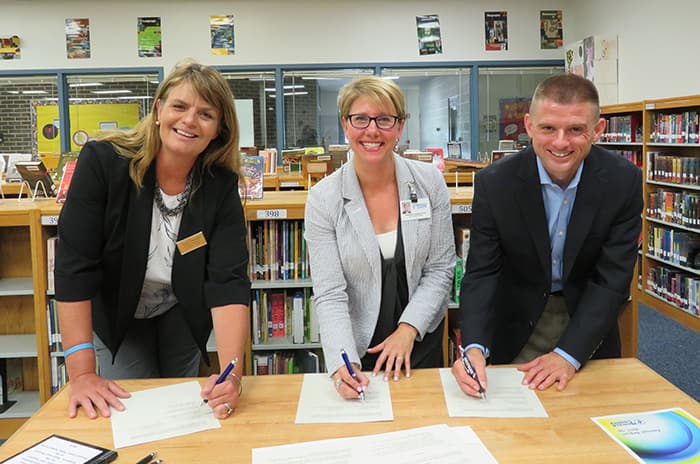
[202,357,237,405]
[340,349,365,400]
[458,345,486,400]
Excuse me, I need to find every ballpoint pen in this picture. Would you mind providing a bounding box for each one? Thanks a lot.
[458,345,486,400]
[202,357,237,405]
[135,451,157,464]
[340,349,365,400]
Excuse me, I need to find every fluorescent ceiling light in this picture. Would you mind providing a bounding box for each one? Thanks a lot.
[69,82,103,88]
[91,89,132,94]
[268,91,309,98]
[22,90,48,94]
[381,76,400,80]
[265,84,304,92]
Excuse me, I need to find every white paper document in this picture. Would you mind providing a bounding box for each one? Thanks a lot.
[110,380,221,448]
[294,373,393,423]
[439,367,548,418]
[252,424,497,464]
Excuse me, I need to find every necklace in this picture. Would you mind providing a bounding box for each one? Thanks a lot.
[154,170,193,217]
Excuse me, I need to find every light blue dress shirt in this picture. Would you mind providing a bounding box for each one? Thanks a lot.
[537,157,584,370]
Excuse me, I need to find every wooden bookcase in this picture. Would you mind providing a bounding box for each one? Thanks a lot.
[636,95,700,334]
[599,102,645,357]
[0,202,48,438]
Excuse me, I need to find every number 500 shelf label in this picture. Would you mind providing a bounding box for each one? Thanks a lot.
[256,209,288,219]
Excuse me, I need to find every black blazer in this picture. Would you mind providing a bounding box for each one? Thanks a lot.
[460,145,642,365]
[55,141,250,360]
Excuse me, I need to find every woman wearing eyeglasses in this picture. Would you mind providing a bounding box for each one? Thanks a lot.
[304,76,455,399]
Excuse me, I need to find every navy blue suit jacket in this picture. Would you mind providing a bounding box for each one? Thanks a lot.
[460,145,642,365]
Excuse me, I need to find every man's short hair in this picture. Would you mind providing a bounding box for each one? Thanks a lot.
[530,73,600,117]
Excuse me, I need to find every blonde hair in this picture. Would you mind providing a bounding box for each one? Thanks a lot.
[338,76,406,120]
[97,58,241,188]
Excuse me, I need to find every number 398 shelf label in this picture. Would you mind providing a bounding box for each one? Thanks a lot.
[451,204,472,214]
[256,209,288,219]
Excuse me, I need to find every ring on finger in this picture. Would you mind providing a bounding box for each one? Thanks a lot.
[334,377,343,390]
[223,402,233,416]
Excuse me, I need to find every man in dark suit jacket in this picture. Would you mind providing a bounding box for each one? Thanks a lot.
[452,73,642,396]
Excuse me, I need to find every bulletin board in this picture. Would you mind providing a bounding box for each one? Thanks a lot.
[32,101,140,153]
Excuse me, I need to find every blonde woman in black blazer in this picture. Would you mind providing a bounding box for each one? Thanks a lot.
[55,60,249,420]
[305,76,455,399]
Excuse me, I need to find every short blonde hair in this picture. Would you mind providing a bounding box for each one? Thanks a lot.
[338,76,406,120]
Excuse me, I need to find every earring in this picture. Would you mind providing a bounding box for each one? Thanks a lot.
[155,120,160,126]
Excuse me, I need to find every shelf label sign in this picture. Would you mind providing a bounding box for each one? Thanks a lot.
[41,215,59,225]
[256,209,288,219]
[451,204,472,214]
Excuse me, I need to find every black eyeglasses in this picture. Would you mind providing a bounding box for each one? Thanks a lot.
[347,114,401,130]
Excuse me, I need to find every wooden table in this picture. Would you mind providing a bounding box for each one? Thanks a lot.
[0,359,697,463]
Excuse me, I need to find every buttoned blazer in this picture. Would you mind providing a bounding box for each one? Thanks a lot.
[55,141,250,360]
[305,154,456,374]
[460,145,642,365]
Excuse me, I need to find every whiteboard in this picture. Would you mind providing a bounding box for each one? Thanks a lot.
[235,99,255,148]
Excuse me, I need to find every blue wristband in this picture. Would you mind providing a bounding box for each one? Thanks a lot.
[63,342,95,358]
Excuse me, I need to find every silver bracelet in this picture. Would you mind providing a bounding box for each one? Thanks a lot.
[229,372,243,396]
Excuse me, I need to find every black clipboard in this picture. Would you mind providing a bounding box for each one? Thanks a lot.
[0,434,118,464]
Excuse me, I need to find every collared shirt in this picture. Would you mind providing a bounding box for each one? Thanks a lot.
[536,157,584,293]
[537,157,585,370]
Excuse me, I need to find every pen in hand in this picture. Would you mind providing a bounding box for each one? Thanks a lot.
[340,349,365,400]
[458,345,486,400]
[135,451,157,464]
[202,357,237,405]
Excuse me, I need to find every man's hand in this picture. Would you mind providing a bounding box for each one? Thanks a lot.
[518,351,576,391]
[450,347,487,397]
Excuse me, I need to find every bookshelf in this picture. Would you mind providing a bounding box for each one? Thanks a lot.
[0,202,49,438]
[599,102,644,168]
[638,94,700,333]
[599,102,646,357]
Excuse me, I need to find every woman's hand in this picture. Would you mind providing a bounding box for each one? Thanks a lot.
[201,373,243,419]
[331,364,369,400]
[67,372,131,419]
[366,323,417,381]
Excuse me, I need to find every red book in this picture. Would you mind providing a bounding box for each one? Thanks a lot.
[270,292,285,337]
[56,160,77,203]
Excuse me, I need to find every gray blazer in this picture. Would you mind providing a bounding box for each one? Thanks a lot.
[304,154,456,374]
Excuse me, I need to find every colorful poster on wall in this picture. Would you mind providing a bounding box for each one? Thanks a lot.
[210,15,235,55]
[138,17,162,58]
[33,101,140,153]
[484,11,507,51]
[499,97,531,144]
[0,36,21,60]
[540,10,563,49]
[65,18,91,59]
[416,14,443,55]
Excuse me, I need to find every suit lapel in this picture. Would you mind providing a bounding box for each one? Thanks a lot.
[514,149,551,280]
[341,161,381,284]
[118,163,154,332]
[563,150,604,280]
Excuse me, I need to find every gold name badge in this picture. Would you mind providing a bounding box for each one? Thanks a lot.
[176,231,207,255]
